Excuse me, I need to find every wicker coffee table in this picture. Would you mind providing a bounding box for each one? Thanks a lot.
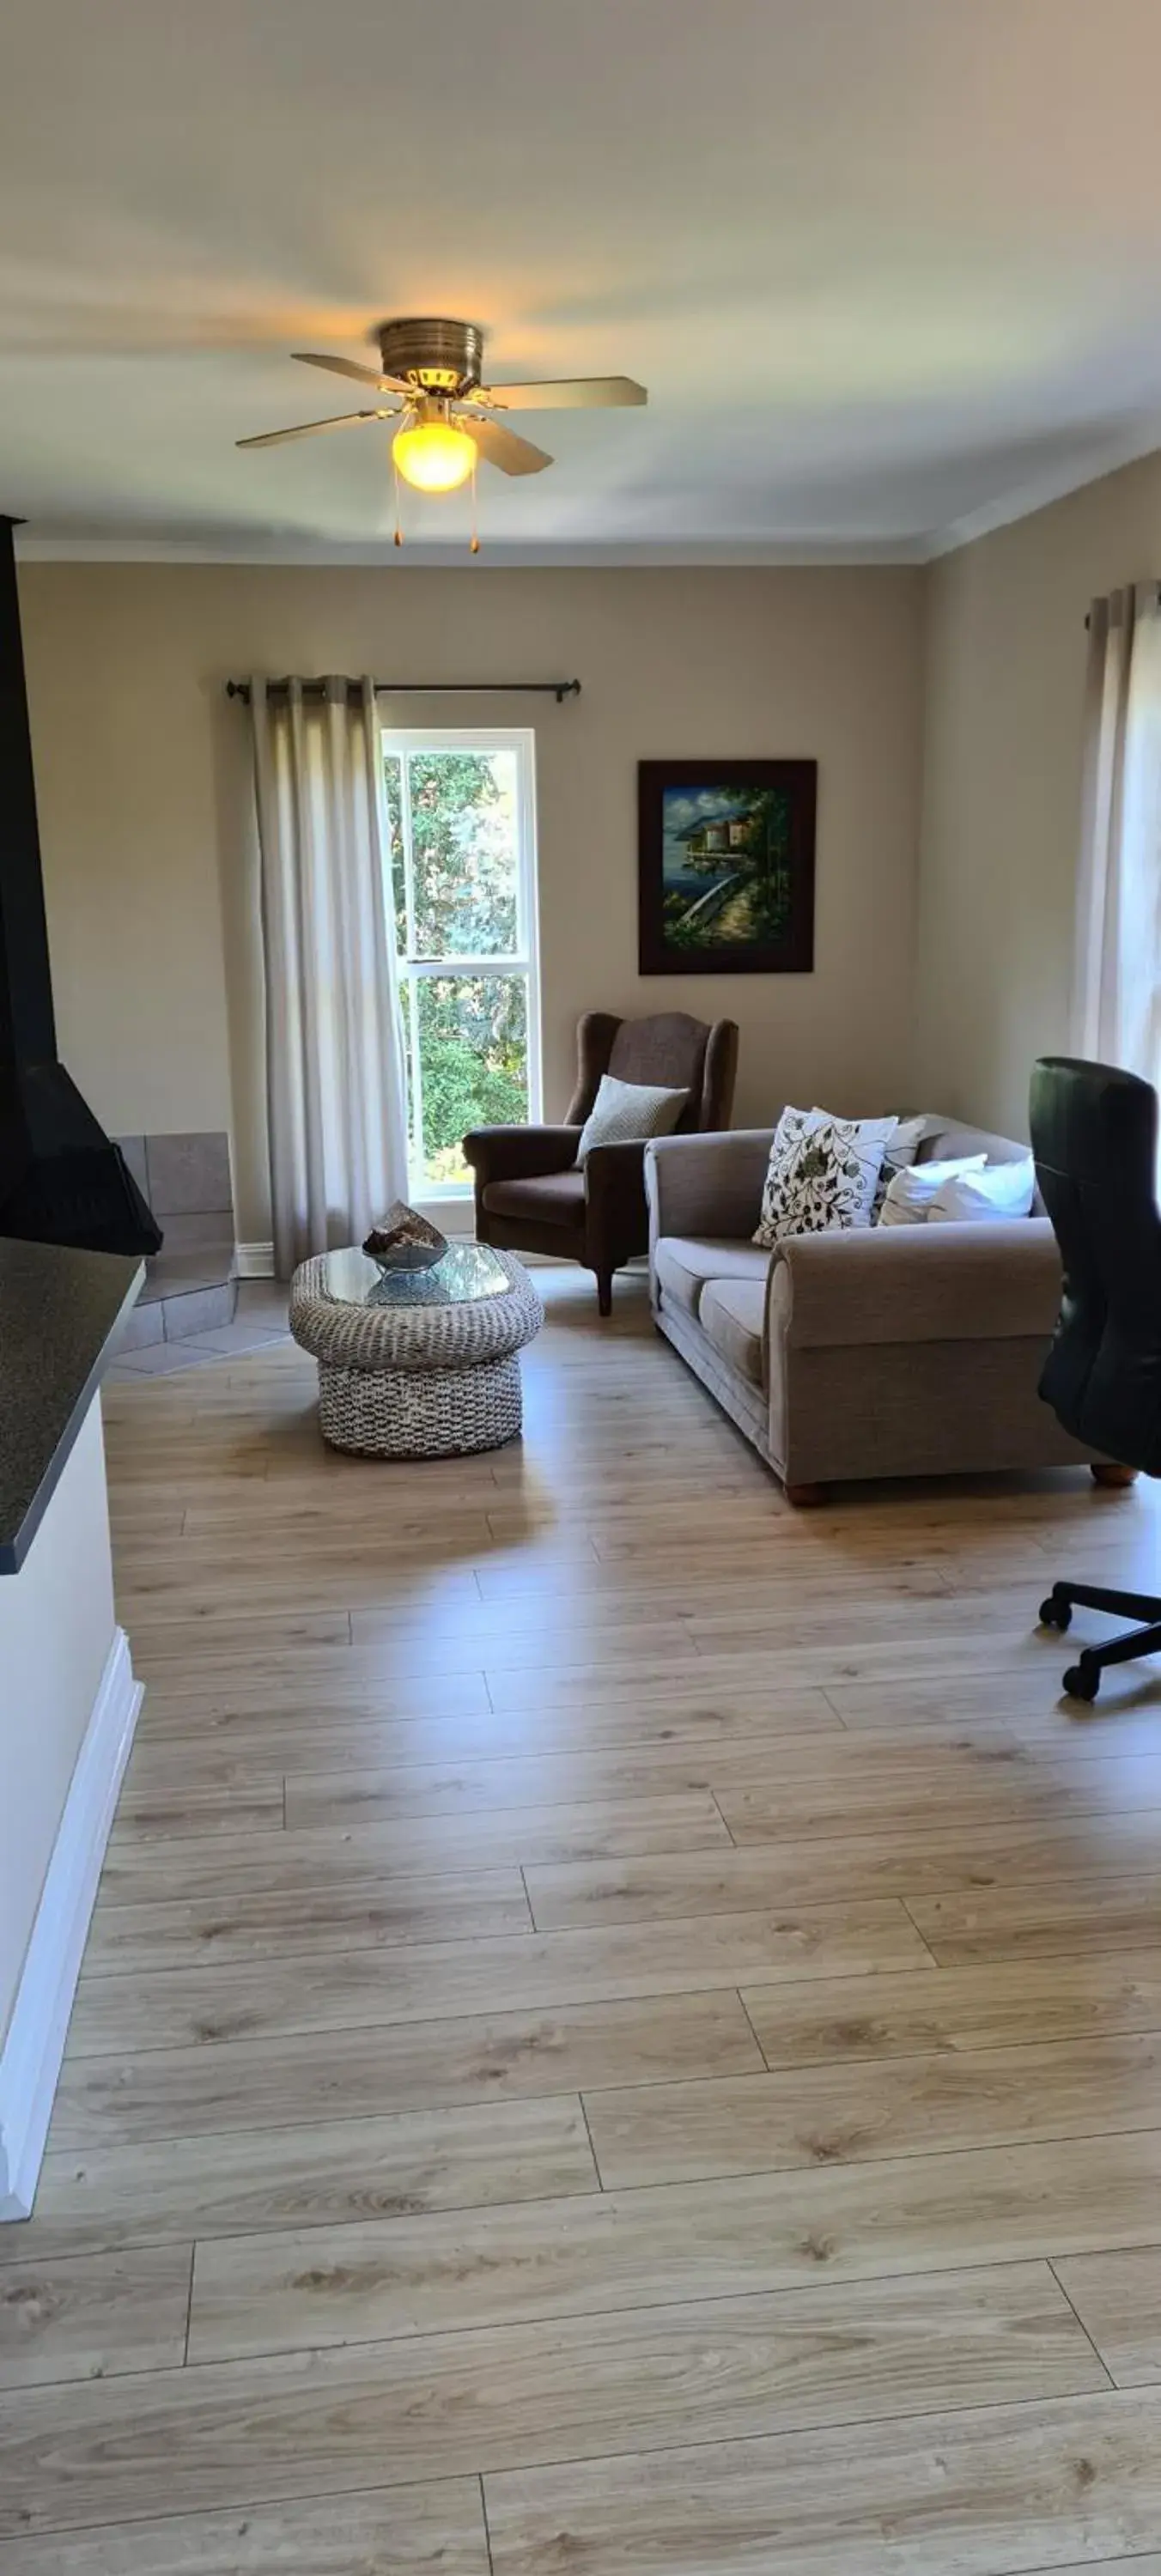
[289,1242,544,1459]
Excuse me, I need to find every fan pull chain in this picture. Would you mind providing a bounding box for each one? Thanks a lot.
[392,454,404,549]
[470,453,480,555]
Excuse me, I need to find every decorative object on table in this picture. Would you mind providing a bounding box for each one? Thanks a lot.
[289,1242,543,1458]
[464,1008,739,1315]
[638,760,817,975]
[752,1106,897,1248]
[362,1200,448,1271]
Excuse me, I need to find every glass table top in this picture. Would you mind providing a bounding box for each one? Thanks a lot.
[319,1241,513,1310]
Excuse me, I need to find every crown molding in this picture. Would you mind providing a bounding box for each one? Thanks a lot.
[921,416,1161,561]
[15,416,1161,568]
[12,532,927,568]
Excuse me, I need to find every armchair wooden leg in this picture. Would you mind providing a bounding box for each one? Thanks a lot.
[1091,1462,1139,1490]
[785,1481,826,1508]
[596,1270,613,1318]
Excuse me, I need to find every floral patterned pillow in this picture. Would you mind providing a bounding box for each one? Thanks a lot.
[753,1106,897,1249]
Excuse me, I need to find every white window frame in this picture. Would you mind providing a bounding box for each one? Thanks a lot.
[382,726,542,1201]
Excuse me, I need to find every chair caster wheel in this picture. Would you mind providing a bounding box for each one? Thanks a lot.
[1063,1662,1100,1704]
[1039,1595,1073,1631]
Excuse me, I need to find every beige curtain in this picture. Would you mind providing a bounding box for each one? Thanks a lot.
[1073,582,1161,1080]
[251,675,409,1278]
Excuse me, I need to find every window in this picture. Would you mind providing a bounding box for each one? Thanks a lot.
[382,729,540,1196]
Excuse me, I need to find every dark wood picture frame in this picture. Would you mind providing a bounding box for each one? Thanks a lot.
[637,758,817,975]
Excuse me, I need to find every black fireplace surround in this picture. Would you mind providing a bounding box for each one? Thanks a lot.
[0,518,161,1256]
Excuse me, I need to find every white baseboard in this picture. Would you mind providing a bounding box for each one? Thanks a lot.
[0,1628,142,2220]
[235,1240,275,1279]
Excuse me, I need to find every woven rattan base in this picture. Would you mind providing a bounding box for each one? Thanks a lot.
[317,1351,524,1458]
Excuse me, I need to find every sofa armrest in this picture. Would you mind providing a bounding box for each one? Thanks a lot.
[462,1125,580,1188]
[645,1128,775,1245]
[769,1218,1063,1350]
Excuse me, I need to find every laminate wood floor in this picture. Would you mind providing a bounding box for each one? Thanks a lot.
[6,1267,1161,2573]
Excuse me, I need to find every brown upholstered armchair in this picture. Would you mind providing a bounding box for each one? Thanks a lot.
[464,1011,739,1314]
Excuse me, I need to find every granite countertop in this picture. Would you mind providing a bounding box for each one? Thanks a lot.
[0,1237,142,1575]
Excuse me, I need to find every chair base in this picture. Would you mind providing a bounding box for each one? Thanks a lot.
[1039,1579,1161,1702]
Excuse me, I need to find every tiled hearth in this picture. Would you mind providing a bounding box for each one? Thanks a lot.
[106,1126,292,1378]
[114,1129,238,1352]
[106,1277,290,1380]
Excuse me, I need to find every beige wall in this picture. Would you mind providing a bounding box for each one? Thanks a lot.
[914,450,1161,1139]
[19,462,1161,1249]
[18,562,924,1242]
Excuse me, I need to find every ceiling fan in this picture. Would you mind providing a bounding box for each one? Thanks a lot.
[236,315,647,499]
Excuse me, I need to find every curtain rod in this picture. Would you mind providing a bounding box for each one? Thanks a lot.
[226,677,580,706]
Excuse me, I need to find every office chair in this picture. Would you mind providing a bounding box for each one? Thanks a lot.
[1031,1055,1161,1702]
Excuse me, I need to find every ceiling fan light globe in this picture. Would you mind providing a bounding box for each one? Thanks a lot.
[392,418,475,493]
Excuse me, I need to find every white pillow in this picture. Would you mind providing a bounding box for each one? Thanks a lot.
[872,1113,936,1220]
[927,1156,1036,1224]
[753,1105,897,1248]
[878,1154,987,1227]
[576,1072,688,1164]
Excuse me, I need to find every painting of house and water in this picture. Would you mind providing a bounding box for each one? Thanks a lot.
[637,759,817,975]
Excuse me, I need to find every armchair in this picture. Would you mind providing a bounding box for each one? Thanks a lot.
[464,1010,738,1313]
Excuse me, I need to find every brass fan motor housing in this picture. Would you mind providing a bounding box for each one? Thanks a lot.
[373,317,484,398]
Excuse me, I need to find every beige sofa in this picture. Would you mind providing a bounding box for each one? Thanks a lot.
[645,1117,1103,1499]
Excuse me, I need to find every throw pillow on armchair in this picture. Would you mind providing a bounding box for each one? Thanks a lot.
[576,1074,689,1163]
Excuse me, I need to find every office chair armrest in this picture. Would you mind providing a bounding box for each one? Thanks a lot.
[462,1126,580,1188]
[769,1218,1062,1350]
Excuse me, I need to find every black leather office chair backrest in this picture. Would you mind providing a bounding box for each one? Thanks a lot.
[1030,1055,1161,1473]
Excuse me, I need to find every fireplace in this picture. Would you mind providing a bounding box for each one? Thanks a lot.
[0,519,161,1255]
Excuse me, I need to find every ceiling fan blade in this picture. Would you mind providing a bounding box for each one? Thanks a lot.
[475,375,647,410]
[293,350,384,386]
[236,408,392,449]
[293,350,412,394]
[461,416,553,477]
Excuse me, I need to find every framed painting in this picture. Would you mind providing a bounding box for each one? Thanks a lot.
[637,759,817,975]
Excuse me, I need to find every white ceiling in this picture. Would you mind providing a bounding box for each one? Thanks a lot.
[5,0,1161,562]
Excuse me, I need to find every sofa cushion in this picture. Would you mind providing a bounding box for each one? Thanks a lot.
[918,1121,1034,1170]
[870,1113,938,1220]
[878,1154,987,1226]
[927,1156,1036,1224]
[753,1107,897,1247]
[483,1170,585,1227]
[653,1235,772,1320]
[699,1277,768,1388]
